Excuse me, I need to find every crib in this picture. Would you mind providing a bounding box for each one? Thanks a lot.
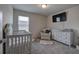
[4,30,32,54]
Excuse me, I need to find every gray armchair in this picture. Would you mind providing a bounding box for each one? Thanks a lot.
[40,28,51,40]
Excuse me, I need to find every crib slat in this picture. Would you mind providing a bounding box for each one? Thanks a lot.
[11,37,14,53]
[27,35,31,53]
[9,38,11,54]
[11,38,13,46]
[24,36,27,53]
[29,35,32,53]
[21,36,24,53]
[18,36,20,53]
[6,37,9,53]
[14,37,17,53]
[15,37,17,46]
[27,36,29,49]
[6,32,32,54]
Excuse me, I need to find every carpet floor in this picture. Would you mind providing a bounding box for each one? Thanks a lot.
[31,40,79,54]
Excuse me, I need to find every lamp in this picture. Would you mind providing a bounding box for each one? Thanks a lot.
[41,4,47,8]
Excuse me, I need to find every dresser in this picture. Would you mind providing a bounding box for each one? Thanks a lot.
[52,29,74,46]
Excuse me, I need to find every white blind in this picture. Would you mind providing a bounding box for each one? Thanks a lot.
[18,16,29,32]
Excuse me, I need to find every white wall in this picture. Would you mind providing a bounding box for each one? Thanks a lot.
[13,9,47,39]
[47,5,79,45]
[0,5,13,34]
[0,5,13,54]
[0,11,2,54]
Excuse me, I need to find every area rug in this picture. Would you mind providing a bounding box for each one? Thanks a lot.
[40,40,54,45]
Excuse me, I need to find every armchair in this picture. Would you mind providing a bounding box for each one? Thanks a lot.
[40,28,51,40]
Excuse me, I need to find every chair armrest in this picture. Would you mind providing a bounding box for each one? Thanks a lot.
[41,32,51,36]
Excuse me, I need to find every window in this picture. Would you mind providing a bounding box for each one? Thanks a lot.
[18,16,29,32]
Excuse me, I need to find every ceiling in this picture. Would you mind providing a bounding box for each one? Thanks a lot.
[12,4,78,16]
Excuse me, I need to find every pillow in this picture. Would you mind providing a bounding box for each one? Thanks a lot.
[45,30,51,33]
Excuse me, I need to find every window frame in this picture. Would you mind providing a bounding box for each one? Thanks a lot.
[18,15,29,32]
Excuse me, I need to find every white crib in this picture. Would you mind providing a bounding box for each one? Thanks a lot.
[5,30,32,54]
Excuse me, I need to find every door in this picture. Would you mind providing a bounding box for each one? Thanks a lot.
[0,12,2,54]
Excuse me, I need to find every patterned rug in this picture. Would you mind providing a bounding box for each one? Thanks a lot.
[40,40,54,45]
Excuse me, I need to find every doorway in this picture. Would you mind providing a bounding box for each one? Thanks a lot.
[0,11,3,54]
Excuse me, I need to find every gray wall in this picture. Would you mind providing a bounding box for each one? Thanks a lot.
[0,5,13,54]
[13,9,47,39]
[47,5,79,45]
